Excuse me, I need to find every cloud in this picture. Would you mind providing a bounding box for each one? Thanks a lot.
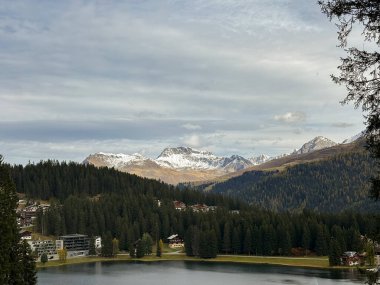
[274,112,306,124]
[0,1,365,164]
[331,122,354,128]
[182,123,202,130]
[182,134,202,148]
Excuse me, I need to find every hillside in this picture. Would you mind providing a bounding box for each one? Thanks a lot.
[7,159,380,258]
[210,145,379,213]
[83,136,347,185]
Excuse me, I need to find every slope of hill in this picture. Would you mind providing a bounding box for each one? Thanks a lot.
[210,144,379,213]
[83,135,348,185]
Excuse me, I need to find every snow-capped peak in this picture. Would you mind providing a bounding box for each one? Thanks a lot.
[249,154,272,165]
[342,131,364,144]
[156,147,223,170]
[84,152,150,167]
[293,136,337,155]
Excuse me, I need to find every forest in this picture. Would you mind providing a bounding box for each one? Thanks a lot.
[8,160,380,261]
[211,150,379,213]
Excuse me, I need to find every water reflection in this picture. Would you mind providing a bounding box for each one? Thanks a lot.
[38,261,365,285]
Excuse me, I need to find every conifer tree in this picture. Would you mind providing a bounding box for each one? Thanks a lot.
[40,253,48,265]
[0,155,37,284]
[243,228,252,255]
[136,239,145,258]
[141,233,153,255]
[222,222,231,254]
[329,238,342,266]
[101,233,113,257]
[89,237,96,256]
[20,240,37,285]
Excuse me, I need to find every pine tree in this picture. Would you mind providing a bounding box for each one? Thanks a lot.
[329,238,342,266]
[0,155,36,284]
[222,222,231,254]
[141,233,153,255]
[136,239,145,258]
[184,227,193,256]
[302,225,311,256]
[232,227,241,254]
[89,237,96,256]
[20,241,37,285]
[243,228,252,255]
[101,233,113,257]
[40,253,48,265]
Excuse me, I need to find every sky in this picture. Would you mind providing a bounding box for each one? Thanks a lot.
[0,0,366,164]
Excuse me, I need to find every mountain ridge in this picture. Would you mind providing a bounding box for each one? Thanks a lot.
[83,134,363,184]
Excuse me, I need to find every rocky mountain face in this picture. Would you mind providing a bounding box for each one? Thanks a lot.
[83,134,363,184]
[292,136,337,155]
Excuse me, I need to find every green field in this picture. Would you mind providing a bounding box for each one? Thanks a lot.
[36,253,336,269]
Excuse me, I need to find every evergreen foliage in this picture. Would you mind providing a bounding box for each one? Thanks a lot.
[40,253,48,265]
[6,158,380,262]
[89,237,96,256]
[141,233,153,255]
[20,240,37,285]
[0,155,37,285]
[328,238,341,266]
[319,0,380,200]
[212,151,379,212]
[156,239,163,257]
[101,233,113,257]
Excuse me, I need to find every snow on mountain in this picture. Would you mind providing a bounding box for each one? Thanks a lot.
[249,154,272,165]
[293,136,337,155]
[83,152,152,168]
[156,147,224,170]
[84,147,270,172]
[222,155,253,172]
[84,133,356,174]
[342,131,364,144]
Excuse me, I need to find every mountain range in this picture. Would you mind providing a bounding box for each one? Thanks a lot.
[83,133,363,184]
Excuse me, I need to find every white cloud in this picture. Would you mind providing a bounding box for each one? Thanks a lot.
[182,123,202,130]
[274,112,306,123]
[182,134,202,148]
[0,0,366,164]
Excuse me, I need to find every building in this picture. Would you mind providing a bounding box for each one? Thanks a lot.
[28,240,57,258]
[341,251,362,266]
[57,234,90,257]
[173,201,186,211]
[20,230,32,240]
[167,234,184,248]
[190,204,209,213]
[58,234,90,251]
[95,236,102,249]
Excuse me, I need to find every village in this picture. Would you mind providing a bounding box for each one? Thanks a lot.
[16,199,380,267]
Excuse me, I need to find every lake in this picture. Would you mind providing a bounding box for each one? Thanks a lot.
[37,261,365,285]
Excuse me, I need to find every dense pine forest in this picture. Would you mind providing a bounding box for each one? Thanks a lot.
[211,150,379,213]
[8,160,380,260]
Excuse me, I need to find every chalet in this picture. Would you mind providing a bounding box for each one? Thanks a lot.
[341,251,362,266]
[173,201,186,211]
[167,234,184,248]
[190,204,208,213]
[20,230,32,240]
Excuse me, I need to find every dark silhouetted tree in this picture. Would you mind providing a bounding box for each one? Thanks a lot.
[319,0,380,199]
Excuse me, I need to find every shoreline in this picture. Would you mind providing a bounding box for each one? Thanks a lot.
[36,253,356,270]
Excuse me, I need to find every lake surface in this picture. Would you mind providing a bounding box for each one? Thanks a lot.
[37,261,365,285]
